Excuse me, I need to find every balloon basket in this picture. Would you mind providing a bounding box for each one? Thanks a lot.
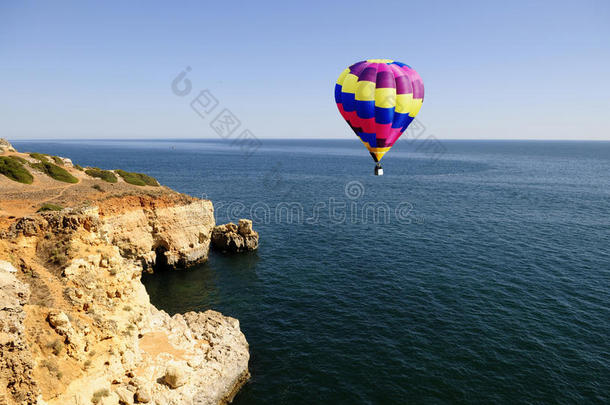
[375,164,383,176]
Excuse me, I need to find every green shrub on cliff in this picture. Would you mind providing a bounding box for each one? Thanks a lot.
[30,162,78,183]
[116,169,159,186]
[29,152,49,163]
[74,164,84,171]
[0,156,34,184]
[52,156,64,165]
[38,203,64,212]
[85,167,117,183]
[8,155,28,164]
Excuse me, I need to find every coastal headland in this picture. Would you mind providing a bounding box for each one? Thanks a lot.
[0,139,251,405]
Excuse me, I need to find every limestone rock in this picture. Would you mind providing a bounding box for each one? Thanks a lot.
[211,219,259,253]
[101,199,215,269]
[0,269,38,404]
[0,271,30,311]
[237,219,254,235]
[0,138,16,153]
[6,216,46,237]
[0,182,251,404]
[48,311,70,328]
[134,386,151,403]
[140,307,250,405]
[163,361,190,388]
[3,207,100,239]
[58,157,73,167]
[0,260,17,273]
[115,386,135,404]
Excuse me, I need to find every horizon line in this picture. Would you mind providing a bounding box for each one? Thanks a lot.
[7,137,610,142]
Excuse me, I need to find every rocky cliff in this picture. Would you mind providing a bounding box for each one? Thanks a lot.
[0,140,251,405]
[211,220,259,254]
[97,195,215,270]
[0,138,16,153]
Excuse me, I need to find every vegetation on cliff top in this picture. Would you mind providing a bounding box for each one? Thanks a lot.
[116,169,159,186]
[85,167,117,183]
[51,156,64,165]
[8,155,28,164]
[0,156,34,184]
[29,152,50,163]
[37,203,64,212]
[4,146,160,188]
[30,162,79,183]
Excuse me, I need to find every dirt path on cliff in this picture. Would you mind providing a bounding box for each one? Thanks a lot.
[38,184,72,204]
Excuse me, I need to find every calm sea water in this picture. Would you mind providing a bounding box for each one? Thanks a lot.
[13,139,610,404]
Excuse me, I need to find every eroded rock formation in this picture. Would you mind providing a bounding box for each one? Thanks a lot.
[98,195,215,270]
[0,138,16,153]
[0,261,37,405]
[0,196,249,404]
[211,220,259,253]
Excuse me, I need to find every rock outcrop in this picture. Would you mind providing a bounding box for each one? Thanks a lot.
[98,196,215,270]
[0,192,250,404]
[0,262,38,405]
[0,138,16,153]
[211,220,259,253]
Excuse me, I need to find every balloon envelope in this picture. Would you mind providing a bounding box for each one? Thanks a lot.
[335,59,424,162]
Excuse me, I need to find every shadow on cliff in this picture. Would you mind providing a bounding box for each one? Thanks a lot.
[152,245,171,272]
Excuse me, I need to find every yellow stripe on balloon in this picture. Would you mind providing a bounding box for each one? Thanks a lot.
[366,59,394,63]
[341,73,359,94]
[366,146,392,153]
[408,99,423,117]
[375,88,396,108]
[358,139,390,152]
[369,150,390,161]
[336,68,349,85]
[373,152,387,161]
[355,81,376,101]
[395,94,413,114]
[359,141,392,161]
[395,94,423,117]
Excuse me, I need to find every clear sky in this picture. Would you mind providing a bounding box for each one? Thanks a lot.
[1,0,609,140]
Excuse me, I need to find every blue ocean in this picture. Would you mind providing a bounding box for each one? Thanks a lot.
[13,139,610,404]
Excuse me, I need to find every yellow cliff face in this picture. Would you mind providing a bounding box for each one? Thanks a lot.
[0,142,250,405]
[98,196,215,270]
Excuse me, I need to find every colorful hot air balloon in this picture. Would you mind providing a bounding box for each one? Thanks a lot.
[335,59,424,175]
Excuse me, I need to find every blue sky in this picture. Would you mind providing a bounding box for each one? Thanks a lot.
[1,0,609,140]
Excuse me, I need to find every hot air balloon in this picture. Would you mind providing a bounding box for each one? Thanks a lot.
[335,59,424,175]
